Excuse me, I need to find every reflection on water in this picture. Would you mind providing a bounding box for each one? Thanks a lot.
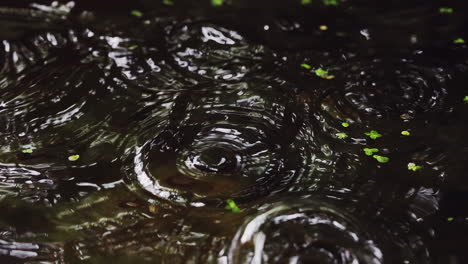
[0,0,468,263]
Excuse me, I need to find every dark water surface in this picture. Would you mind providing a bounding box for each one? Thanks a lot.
[1,0,468,263]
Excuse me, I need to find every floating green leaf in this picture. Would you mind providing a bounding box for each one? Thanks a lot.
[401,130,410,136]
[68,154,80,161]
[439,7,453,13]
[314,68,329,77]
[447,217,454,222]
[454,38,465,44]
[341,122,350,128]
[130,10,143,17]
[225,199,240,213]
[363,148,379,156]
[314,68,335,79]
[22,149,33,154]
[407,162,422,171]
[373,155,389,163]
[336,132,348,139]
[323,0,338,6]
[365,130,382,140]
[301,63,312,70]
[463,96,468,102]
[301,0,312,5]
[163,0,174,5]
[212,0,224,6]
[129,45,138,50]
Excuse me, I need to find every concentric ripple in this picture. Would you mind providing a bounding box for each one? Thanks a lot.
[319,56,450,125]
[124,87,316,205]
[227,200,383,264]
[166,21,268,81]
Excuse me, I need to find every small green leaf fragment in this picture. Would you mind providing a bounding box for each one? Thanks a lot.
[68,154,80,162]
[314,68,334,79]
[22,149,33,154]
[454,38,465,44]
[163,0,174,5]
[129,45,138,50]
[301,63,312,70]
[341,122,350,128]
[363,148,379,156]
[301,0,312,5]
[407,162,422,171]
[373,155,389,163]
[323,0,338,6]
[131,10,143,17]
[463,96,468,102]
[225,199,240,213]
[335,132,348,139]
[447,217,454,222]
[211,0,224,6]
[314,68,329,77]
[439,7,453,14]
[365,130,382,140]
[401,130,411,136]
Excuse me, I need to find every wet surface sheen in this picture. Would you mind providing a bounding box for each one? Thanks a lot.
[1,0,468,263]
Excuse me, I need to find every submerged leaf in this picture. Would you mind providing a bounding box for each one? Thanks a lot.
[301,63,312,70]
[212,0,224,6]
[323,0,338,6]
[439,7,453,14]
[130,10,143,17]
[454,38,465,44]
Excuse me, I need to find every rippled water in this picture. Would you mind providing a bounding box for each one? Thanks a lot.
[1,0,468,263]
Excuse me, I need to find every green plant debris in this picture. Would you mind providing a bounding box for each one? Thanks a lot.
[401,130,411,136]
[129,45,138,50]
[163,0,174,5]
[68,154,80,162]
[225,199,240,213]
[212,0,224,6]
[454,38,465,44]
[22,149,33,154]
[314,68,335,79]
[336,132,348,139]
[439,7,453,13]
[363,148,379,156]
[463,96,468,102]
[314,68,328,77]
[407,162,422,171]
[301,63,312,70]
[130,10,143,17]
[365,130,382,140]
[341,122,350,127]
[323,0,338,6]
[301,0,312,5]
[447,217,454,222]
[373,155,389,163]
